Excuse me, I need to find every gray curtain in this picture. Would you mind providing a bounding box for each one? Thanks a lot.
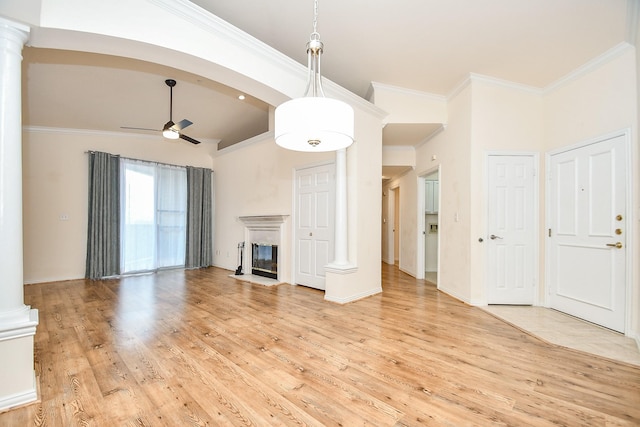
[85,151,120,279]
[185,166,213,268]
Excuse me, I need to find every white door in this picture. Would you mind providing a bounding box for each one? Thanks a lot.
[548,134,627,332]
[295,163,335,290]
[487,155,536,304]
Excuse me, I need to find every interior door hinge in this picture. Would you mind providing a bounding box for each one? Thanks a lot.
[548,228,552,237]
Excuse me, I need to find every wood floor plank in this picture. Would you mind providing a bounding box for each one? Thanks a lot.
[2,264,639,426]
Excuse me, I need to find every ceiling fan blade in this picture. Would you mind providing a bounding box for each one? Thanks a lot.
[121,126,160,132]
[179,133,202,145]
[172,119,193,131]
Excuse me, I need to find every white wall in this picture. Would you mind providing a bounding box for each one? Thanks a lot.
[22,128,214,284]
[468,79,544,304]
[415,84,473,302]
[325,109,383,303]
[211,134,333,285]
[542,46,638,337]
[397,45,638,337]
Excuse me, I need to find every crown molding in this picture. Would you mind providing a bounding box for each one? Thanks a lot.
[382,145,416,152]
[447,41,632,100]
[23,125,221,144]
[446,75,473,101]
[215,130,274,156]
[469,73,542,94]
[369,81,447,102]
[447,72,542,99]
[543,42,634,94]
[149,0,385,119]
[416,124,447,149]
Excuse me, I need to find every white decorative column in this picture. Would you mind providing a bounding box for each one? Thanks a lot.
[0,17,39,411]
[326,148,356,272]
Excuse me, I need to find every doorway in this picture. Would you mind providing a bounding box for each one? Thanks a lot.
[547,131,629,333]
[393,187,400,265]
[416,168,440,282]
[294,162,335,290]
[424,172,439,284]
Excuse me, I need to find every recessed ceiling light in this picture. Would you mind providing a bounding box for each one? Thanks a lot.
[238,94,245,100]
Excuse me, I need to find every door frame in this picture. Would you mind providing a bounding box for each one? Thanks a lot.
[416,166,440,281]
[484,151,540,305]
[291,159,336,288]
[385,186,397,265]
[544,128,633,334]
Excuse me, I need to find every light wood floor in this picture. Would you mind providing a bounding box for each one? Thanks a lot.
[2,264,640,426]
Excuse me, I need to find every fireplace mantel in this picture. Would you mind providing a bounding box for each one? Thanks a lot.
[238,215,288,227]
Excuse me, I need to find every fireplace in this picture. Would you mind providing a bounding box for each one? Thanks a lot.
[252,244,278,279]
[237,215,288,285]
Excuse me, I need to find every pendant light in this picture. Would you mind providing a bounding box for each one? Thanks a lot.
[274,0,354,152]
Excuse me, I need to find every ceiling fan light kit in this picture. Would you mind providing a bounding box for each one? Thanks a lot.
[121,79,202,145]
[162,123,180,139]
[274,0,354,152]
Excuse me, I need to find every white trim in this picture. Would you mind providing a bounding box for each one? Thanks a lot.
[215,131,273,155]
[325,264,358,274]
[447,73,542,101]
[382,145,416,152]
[626,0,640,44]
[438,285,472,306]
[469,73,542,94]
[415,166,441,281]
[369,81,447,102]
[446,75,473,101]
[543,43,633,94]
[445,43,635,101]
[415,124,447,149]
[0,372,38,413]
[324,286,382,304]
[544,128,633,335]
[23,125,222,144]
[150,0,381,112]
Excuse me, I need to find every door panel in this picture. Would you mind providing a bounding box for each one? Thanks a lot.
[548,134,627,332]
[295,163,335,290]
[487,155,535,304]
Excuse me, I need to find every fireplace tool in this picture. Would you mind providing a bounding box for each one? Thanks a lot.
[235,241,244,275]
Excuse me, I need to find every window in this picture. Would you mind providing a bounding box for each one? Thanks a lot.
[120,159,187,273]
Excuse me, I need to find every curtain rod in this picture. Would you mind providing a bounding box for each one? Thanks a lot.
[84,150,213,171]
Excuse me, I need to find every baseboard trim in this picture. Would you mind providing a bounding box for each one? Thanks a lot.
[0,372,38,413]
[324,287,382,304]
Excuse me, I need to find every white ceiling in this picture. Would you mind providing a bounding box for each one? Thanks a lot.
[20,0,632,163]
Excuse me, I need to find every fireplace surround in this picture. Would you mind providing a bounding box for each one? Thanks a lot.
[236,215,288,285]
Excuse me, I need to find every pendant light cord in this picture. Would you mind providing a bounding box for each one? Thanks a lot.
[313,0,318,35]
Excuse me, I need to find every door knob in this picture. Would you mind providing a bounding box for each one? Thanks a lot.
[490,234,503,240]
[606,242,623,249]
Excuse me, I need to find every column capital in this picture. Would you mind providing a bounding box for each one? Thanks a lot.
[0,16,30,44]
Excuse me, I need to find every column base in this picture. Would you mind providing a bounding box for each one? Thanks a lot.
[325,262,358,274]
[0,308,39,412]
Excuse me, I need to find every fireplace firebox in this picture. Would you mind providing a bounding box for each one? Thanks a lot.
[252,243,278,279]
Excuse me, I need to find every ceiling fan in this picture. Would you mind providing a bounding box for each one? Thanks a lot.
[121,79,202,145]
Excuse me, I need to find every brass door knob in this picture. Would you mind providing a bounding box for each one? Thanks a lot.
[606,242,623,249]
